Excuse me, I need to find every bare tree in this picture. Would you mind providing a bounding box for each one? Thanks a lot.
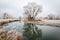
[47,13,60,20]
[3,13,13,19]
[24,2,42,20]
[47,14,54,20]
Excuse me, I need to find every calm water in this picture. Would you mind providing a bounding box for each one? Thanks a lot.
[3,21,60,40]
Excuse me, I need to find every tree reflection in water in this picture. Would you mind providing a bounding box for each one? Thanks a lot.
[23,23,42,40]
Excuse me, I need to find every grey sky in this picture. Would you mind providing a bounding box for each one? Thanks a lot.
[0,0,60,18]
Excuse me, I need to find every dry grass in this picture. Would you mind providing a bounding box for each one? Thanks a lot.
[0,28,22,40]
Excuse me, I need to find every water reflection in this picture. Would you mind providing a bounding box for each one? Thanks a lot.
[23,23,42,40]
[3,22,24,33]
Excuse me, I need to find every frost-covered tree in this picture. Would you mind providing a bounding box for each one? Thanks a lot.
[47,13,60,20]
[24,2,42,20]
[3,13,13,19]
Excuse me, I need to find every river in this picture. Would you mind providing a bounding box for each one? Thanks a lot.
[3,21,60,40]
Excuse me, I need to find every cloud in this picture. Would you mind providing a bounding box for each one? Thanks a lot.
[0,0,60,18]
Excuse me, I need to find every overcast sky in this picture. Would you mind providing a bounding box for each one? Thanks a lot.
[0,0,60,18]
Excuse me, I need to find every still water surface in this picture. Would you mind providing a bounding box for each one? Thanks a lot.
[3,21,60,40]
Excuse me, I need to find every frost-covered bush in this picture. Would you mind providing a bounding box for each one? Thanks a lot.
[0,28,22,40]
